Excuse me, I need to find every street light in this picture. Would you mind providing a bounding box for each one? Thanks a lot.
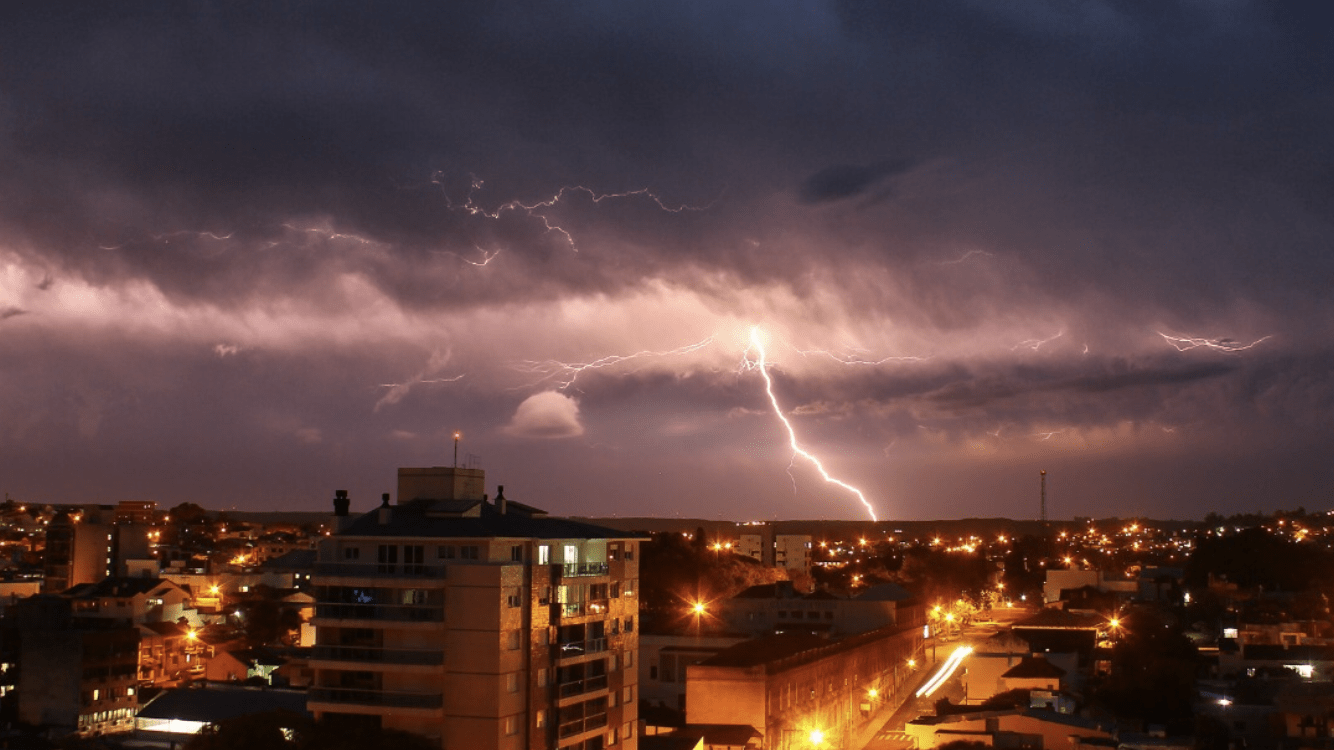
[809,729,825,746]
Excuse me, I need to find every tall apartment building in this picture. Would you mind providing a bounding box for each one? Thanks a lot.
[309,466,642,750]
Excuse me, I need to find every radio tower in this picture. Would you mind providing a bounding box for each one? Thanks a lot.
[1039,470,1048,527]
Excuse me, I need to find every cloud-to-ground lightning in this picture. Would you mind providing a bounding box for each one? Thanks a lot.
[743,327,879,521]
[1158,332,1272,352]
[516,336,715,390]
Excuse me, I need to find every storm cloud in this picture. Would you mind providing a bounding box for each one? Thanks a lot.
[0,1,1331,520]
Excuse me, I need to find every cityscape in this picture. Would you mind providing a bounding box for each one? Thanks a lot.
[3,2,1333,749]
[0,468,1332,749]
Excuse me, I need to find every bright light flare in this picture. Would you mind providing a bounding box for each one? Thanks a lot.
[916,646,973,698]
[743,327,878,521]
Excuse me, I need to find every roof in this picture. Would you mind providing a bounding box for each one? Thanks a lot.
[1013,608,1104,630]
[141,621,189,637]
[63,576,179,599]
[699,632,830,668]
[137,685,311,722]
[261,549,317,570]
[854,582,913,602]
[338,501,643,540]
[640,738,704,750]
[1243,644,1334,662]
[676,724,762,745]
[1002,656,1067,679]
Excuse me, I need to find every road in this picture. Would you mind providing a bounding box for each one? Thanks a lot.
[854,618,1010,750]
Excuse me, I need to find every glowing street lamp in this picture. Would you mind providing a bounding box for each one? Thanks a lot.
[809,729,825,746]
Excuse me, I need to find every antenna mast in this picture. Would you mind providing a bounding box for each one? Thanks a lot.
[1039,470,1048,526]
[453,431,461,468]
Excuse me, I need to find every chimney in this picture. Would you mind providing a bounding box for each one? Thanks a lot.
[497,485,507,515]
[378,493,391,525]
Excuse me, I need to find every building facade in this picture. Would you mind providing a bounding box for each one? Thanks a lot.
[309,467,641,750]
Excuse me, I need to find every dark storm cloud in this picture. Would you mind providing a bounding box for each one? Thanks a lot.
[798,160,915,204]
[2,1,1333,518]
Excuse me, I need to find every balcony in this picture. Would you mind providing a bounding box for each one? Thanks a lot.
[314,603,444,623]
[560,562,609,578]
[311,645,445,666]
[556,638,607,659]
[309,687,443,710]
[558,712,608,739]
[315,563,444,579]
[557,674,608,699]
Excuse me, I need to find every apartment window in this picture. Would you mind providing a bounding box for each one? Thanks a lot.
[460,545,480,560]
[507,588,523,608]
[404,545,424,573]
[625,616,634,632]
[623,721,634,741]
[538,545,550,565]
[402,589,427,605]
[622,685,633,703]
[563,544,578,564]
[610,653,618,670]
[607,727,619,745]
[511,545,523,562]
[650,666,658,680]
[625,544,635,560]
[438,545,455,559]
[506,672,520,693]
[504,716,518,736]
[536,709,546,728]
[625,650,634,669]
[377,544,398,572]
[538,668,548,687]
[609,544,621,561]
[343,547,360,560]
[507,630,522,650]
[610,582,620,598]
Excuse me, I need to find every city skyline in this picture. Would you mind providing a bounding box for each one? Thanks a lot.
[2,3,1332,520]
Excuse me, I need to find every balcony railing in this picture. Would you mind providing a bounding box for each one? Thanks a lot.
[309,687,443,709]
[314,603,444,623]
[557,674,608,698]
[558,713,608,739]
[315,563,444,578]
[556,638,607,658]
[560,562,609,578]
[311,645,445,666]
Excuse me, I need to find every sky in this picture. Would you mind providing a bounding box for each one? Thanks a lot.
[2,2,1333,522]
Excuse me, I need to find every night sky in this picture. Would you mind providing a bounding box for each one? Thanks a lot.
[3,2,1333,521]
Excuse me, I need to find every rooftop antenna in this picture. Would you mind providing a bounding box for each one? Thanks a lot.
[1040,469,1048,527]
[453,431,461,468]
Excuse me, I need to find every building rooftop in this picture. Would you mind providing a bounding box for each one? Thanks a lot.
[337,498,644,540]
[1002,655,1067,679]
[63,576,178,599]
[137,684,311,723]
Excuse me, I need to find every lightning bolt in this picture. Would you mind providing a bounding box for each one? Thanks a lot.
[1157,332,1272,352]
[743,327,878,521]
[795,345,926,366]
[432,173,721,252]
[1012,330,1064,351]
[517,336,715,390]
[937,249,994,265]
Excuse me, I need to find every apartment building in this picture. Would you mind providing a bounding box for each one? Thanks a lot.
[309,466,642,750]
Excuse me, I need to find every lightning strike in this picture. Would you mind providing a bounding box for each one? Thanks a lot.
[937,249,994,265]
[432,173,720,252]
[518,337,715,390]
[795,345,926,366]
[743,327,879,521]
[1013,330,1064,351]
[1157,332,1272,352]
